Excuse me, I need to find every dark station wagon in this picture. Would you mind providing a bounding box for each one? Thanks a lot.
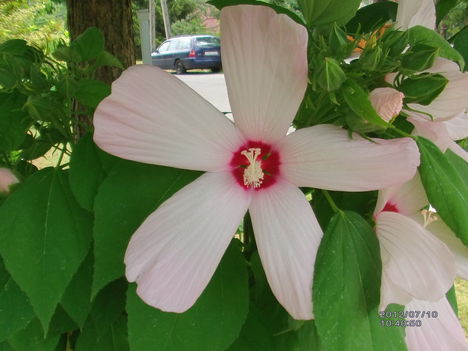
[151,35,222,74]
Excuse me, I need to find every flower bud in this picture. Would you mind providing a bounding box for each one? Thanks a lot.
[369,87,404,122]
[0,168,19,194]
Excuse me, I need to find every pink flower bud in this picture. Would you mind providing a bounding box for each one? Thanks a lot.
[0,168,19,193]
[369,87,404,122]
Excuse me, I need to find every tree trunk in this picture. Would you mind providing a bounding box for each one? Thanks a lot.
[66,0,136,84]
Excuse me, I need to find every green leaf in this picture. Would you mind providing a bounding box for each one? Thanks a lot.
[75,79,111,108]
[408,25,465,70]
[0,169,93,332]
[126,241,249,351]
[92,161,201,297]
[417,137,468,245]
[298,0,361,26]
[317,57,346,91]
[0,259,35,342]
[7,319,61,351]
[0,93,29,152]
[401,44,439,73]
[71,27,105,62]
[342,80,389,128]
[227,308,274,351]
[445,285,458,315]
[52,45,81,63]
[346,2,398,33]
[75,279,129,351]
[313,211,407,351]
[60,251,93,328]
[0,40,28,56]
[69,134,106,211]
[445,149,468,188]
[94,51,124,70]
[399,73,448,105]
[207,0,305,26]
[453,26,468,72]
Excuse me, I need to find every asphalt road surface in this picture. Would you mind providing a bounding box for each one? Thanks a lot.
[175,72,232,114]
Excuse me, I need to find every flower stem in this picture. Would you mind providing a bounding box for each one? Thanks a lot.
[322,190,341,213]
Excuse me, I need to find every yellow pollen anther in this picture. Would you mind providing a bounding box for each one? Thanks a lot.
[241,148,264,188]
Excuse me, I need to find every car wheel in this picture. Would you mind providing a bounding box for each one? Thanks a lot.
[211,66,221,73]
[175,60,186,74]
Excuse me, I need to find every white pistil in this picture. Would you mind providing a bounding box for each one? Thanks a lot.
[241,148,264,188]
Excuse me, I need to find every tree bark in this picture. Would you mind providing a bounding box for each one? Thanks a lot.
[66,0,136,83]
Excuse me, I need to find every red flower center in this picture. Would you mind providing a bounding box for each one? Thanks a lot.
[230,141,280,190]
[382,202,399,213]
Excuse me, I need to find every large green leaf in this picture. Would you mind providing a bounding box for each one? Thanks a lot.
[298,0,361,26]
[75,279,129,351]
[0,169,93,332]
[92,160,201,297]
[417,137,468,245]
[6,319,60,351]
[60,251,93,328]
[435,0,458,25]
[0,260,34,342]
[75,79,110,108]
[69,133,106,211]
[0,93,29,152]
[70,27,105,62]
[126,241,249,351]
[313,211,407,351]
[408,25,465,70]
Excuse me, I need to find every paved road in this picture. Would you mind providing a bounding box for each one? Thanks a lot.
[175,72,232,114]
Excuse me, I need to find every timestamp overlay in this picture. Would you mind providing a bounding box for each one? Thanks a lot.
[378,310,439,327]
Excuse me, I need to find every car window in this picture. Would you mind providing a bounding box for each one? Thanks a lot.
[176,38,191,50]
[168,40,179,51]
[158,41,170,52]
[195,37,220,47]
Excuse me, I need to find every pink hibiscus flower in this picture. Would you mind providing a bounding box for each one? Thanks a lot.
[94,5,419,319]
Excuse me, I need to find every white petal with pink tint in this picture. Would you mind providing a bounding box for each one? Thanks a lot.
[395,0,436,30]
[405,297,468,351]
[125,172,251,312]
[380,270,412,311]
[376,212,455,301]
[221,5,308,143]
[374,173,428,216]
[0,168,19,193]
[427,218,468,280]
[408,58,468,121]
[278,125,420,191]
[369,87,404,122]
[249,180,323,320]
[94,65,245,172]
[409,116,452,151]
[443,111,468,141]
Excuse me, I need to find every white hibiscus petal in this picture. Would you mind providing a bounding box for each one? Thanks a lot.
[249,180,323,320]
[443,111,468,141]
[395,0,435,30]
[221,5,308,143]
[448,142,468,163]
[405,297,468,351]
[409,116,452,152]
[278,125,420,191]
[377,212,456,301]
[380,270,412,311]
[374,173,428,216]
[427,218,468,280]
[125,172,251,312]
[94,65,245,172]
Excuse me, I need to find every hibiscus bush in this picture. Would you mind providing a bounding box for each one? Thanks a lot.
[0,0,467,350]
